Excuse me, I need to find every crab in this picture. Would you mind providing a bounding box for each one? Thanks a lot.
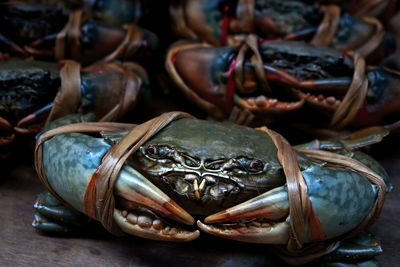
[0,59,147,147]
[0,2,158,66]
[32,112,390,265]
[170,0,395,62]
[166,38,400,132]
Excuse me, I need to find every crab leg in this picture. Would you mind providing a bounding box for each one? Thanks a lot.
[0,32,28,56]
[283,27,318,40]
[199,163,381,245]
[29,33,58,48]
[297,78,351,92]
[15,103,53,134]
[114,166,199,241]
[198,186,290,244]
[262,64,351,93]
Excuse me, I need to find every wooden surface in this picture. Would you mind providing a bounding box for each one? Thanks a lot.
[0,133,399,267]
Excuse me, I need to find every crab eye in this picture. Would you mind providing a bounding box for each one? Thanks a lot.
[236,157,264,173]
[250,160,262,170]
[147,145,156,154]
[145,145,171,159]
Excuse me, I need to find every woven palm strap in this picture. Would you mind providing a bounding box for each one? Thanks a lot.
[55,10,143,63]
[45,60,142,125]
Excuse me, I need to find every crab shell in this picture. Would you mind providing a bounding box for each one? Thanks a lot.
[166,40,400,128]
[0,3,158,66]
[36,114,389,248]
[0,60,146,146]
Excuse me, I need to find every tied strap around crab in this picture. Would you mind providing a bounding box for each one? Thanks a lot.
[47,60,142,125]
[254,126,386,265]
[167,35,371,128]
[309,4,385,58]
[35,112,194,236]
[166,42,232,121]
[55,10,144,63]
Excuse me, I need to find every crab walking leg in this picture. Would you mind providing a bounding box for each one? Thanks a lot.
[42,132,198,241]
[199,164,378,244]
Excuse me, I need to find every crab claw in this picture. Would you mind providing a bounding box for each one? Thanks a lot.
[14,103,53,134]
[172,45,235,114]
[40,123,198,242]
[113,166,199,241]
[198,186,290,244]
[199,162,380,245]
[170,44,304,119]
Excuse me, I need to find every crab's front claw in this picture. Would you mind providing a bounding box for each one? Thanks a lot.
[199,161,380,246]
[167,42,304,122]
[39,116,199,241]
[168,43,234,119]
[15,103,53,135]
[113,166,199,241]
[198,185,290,244]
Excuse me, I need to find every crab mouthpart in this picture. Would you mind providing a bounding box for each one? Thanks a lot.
[114,208,200,242]
[165,172,240,203]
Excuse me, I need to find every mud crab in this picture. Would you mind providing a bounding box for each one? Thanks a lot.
[170,0,395,62]
[33,112,389,265]
[166,38,400,132]
[0,60,147,147]
[0,2,158,65]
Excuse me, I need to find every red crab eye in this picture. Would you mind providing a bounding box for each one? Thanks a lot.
[147,145,156,154]
[250,160,262,169]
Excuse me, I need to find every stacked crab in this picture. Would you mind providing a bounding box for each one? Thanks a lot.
[0,0,156,155]
[1,1,399,266]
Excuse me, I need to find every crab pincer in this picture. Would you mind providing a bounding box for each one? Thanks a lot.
[112,166,199,241]
[34,113,200,241]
